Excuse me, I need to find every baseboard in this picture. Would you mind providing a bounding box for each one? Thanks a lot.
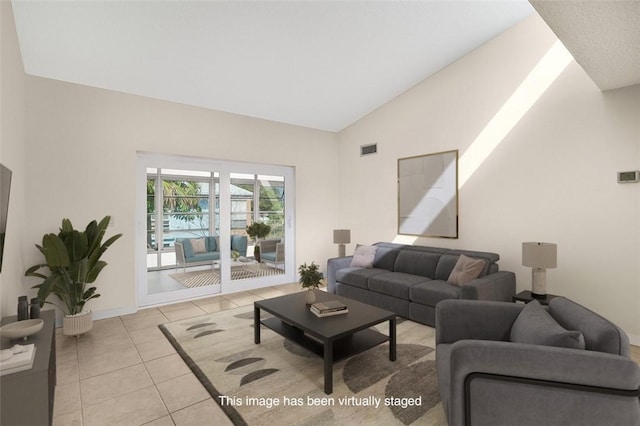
[627,332,640,347]
[93,305,138,320]
[52,305,138,328]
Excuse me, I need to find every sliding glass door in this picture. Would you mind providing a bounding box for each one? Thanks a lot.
[137,153,295,307]
[229,173,286,284]
[146,169,216,271]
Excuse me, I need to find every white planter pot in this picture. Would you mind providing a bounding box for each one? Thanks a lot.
[63,310,93,336]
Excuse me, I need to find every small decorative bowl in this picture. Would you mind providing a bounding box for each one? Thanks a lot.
[0,319,44,340]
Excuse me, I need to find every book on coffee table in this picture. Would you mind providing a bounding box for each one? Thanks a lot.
[311,308,348,318]
[310,301,348,317]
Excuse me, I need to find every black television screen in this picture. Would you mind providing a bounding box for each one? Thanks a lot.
[0,163,12,272]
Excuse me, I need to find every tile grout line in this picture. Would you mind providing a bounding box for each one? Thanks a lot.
[55,286,300,425]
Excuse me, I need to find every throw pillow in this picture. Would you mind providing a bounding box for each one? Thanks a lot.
[207,236,218,252]
[510,300,585,349]
[447,254,485,286]
[191,238,207,254]
[350,245,377,268]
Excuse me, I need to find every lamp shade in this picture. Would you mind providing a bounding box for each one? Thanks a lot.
[333,229,351,244]
[522,242,557,269]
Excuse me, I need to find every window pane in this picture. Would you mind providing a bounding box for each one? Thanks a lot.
[258,177,285,237]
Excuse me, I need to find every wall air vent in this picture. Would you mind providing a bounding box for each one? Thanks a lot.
[360,143,378,156]
[617,171,639,183]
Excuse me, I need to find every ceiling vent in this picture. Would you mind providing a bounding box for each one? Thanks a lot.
[360,144,378,156]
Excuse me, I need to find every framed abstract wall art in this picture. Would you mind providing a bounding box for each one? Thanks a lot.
[398,150,458,238]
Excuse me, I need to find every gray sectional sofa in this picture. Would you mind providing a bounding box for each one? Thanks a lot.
[326,242,515,326]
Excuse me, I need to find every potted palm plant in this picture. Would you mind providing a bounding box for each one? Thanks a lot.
[25,216,122,336]
[298,261,323,304]
[246,221,271,262]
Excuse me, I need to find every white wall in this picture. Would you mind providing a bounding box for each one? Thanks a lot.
[19,77,340,318]
[3,8,639,344]
[0,0,28,319]
[0,2,342,322]
[338,15,640,342]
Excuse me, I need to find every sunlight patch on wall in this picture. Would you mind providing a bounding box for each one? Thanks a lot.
[394,40,572,245]
[459,40,573,187]
[393,234,418,244]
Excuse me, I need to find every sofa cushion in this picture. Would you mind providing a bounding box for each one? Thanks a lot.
[189,251,219,262]
[368,272,430,299]
[434,254,461,280]
[436,250,497,280]
[351,245,377,268]
[335,267,388,290]
[178,239,194,258]
[410,280,461,307]
[549,297,630,356]
[191,238,207,254]
[450,249,498,267]
[510,300,585,349]
[231,235,248,255]
[207,236,218,252]
[372,243,403,271]
[393,250,440,278]
[447,254,485,286]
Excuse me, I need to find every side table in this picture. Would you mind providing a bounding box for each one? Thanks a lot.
[1,309,56,426]
[512,290,559,306]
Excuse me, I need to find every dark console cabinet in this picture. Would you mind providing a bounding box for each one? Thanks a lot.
[1,309,56,426]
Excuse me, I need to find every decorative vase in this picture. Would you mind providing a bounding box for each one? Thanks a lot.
[305,289,316,305]
[63,310,93,336]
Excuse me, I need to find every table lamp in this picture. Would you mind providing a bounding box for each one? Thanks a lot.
[333,229,351,257]
[522,242,557,298]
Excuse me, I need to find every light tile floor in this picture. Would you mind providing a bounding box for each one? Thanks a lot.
[53,282,301,426]
[53,284,640,426]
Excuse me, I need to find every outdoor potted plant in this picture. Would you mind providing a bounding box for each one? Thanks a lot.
[25,216,122,336]
[246,221,271,262]
[298,261,323,304]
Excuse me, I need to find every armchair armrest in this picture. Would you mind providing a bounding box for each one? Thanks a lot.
[275,243,285,262]
[326,256,353,293]
[460,271,516,302]
[446,340,640,426]
[451,340,640,391]
[175,242,186,264]
[436,299,523,344]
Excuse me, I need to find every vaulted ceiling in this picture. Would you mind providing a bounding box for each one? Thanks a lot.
[530,0,640,92]
[11,1,639,133]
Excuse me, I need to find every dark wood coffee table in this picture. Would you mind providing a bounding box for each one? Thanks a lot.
[254,290,396,394]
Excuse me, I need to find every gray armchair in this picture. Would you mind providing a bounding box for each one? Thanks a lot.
[435,298,640,426]
[258,238,284,269]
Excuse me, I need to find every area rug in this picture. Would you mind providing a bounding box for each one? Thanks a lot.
[159,305,446,426]
[169,267,283,288]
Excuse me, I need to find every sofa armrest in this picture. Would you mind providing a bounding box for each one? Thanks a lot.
[451,339,640,391]
[460,270,516,302]
[446,340,640,426]
[175,242,186,264]
[326,256,353,293]
[436,299,523,344]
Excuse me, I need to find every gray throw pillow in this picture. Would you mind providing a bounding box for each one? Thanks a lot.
[447,254,485,286]
[350,245,377,268]
[510,300,585,349]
